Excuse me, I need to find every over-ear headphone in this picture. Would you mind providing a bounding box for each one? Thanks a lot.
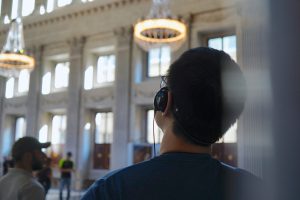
[154,87,169,112]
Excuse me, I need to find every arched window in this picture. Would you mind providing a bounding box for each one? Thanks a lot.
[18,69,30,93]
[47,0,55,13]
[42,72,51,95]
[57,0,72,7]
[22,0,35,17]
[0,0,2,16]
[5,78,15,98]
[84,66,93,90]
[97,55,116,83]
[54,62,69,89]
[11,0,19,19]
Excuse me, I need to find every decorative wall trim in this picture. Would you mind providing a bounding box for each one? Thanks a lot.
[0,0,148,36]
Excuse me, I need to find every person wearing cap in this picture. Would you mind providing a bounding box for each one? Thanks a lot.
[82,47,262,200]
[0,136,51,200]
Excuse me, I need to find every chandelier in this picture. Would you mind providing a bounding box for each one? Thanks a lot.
[134,0,187,52]
[0,18,35,77]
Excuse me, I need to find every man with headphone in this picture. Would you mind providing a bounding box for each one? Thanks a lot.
[82,47,261,200]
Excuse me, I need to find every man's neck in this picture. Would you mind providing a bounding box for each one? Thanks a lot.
[15,162,32,174]
[160,130,211,155]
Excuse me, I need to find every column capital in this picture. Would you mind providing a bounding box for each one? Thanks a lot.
[67,36,86,57]
[113,26,133,49]
[67,36,86,48]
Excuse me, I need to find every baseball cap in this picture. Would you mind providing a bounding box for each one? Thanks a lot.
[12,136,51,161]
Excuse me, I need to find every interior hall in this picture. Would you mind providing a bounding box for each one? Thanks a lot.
[0,0,299,199]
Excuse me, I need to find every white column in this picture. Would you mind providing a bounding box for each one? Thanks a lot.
[65,37,85,189]
[65,37,85,156]
[26,45,44,138]
[110,27,132,170]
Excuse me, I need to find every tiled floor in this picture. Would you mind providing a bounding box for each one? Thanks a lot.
[46,189,86,200]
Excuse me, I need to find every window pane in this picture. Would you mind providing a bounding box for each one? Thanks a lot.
[84,66,93,90]
[54,62,69,88]
[160,46,171,75]
[148,46,171,77]
[0,0,2,16]
[95,112,113,144]
[11,0,19,19]
[42,72,51,95]
[147,110,163,143]
[5,77,14,98]
[15,117,26,140]
[39,125,48,143]
[51,115,66,144]
[223,121,237,143]
[97,55,115,83]
[107,55,115,82]
[223,35,237,61]
[22,0,35,16]
[106,112,113,143]
[47,0,54,13]
[18,69,30,93]
[4,15,10,24]
[208,38,222,50]
[40,5,46,15]
[57,0,72,7]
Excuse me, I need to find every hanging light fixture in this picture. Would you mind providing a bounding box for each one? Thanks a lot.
[0,18,35,77]
[134,0,187,52]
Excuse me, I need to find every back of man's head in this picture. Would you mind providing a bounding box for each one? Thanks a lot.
[167,47,246,146]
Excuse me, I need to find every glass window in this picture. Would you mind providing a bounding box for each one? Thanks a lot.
[51,115,67,145]
[5,78,15,98]
[93,112,113,169]
[47,0,54,13]
[147,110,163,143]
[22,0,35,17]
[40,5,46,15]
[54,62,69,89]
[0,0,2,16]
[39,125,48,143]
[42,72,51,95]
[57,0,72,7]
[95,112,113,144]
[148,46,171,77]
[97,55,116,84]
[18,69,30,93]
[208,35,237,61]
[4,15,10,24]
[15,117,26,140]
[84,66,93,90]
[11,0,19,19]
[50,115,66,165]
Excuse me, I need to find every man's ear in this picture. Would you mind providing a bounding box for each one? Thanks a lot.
[163,91,173,116]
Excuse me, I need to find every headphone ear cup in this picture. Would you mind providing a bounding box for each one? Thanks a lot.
[154,87,169,112]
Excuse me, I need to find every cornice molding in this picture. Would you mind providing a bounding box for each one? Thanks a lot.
[0,0,148,37]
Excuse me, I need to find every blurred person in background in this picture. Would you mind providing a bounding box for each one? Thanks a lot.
[59,151,74,200]
[37,157,52,197]
[2,156,14,176]
[0,136,51,200]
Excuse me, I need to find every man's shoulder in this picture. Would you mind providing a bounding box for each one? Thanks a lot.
[220,163,263,200]
[220,162,261,183]
[82,159,155,199]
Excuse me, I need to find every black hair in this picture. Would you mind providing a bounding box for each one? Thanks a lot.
[67,152,72,157]
[167,47,246,146]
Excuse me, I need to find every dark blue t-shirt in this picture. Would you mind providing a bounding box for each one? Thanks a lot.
[82,152,261,200]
